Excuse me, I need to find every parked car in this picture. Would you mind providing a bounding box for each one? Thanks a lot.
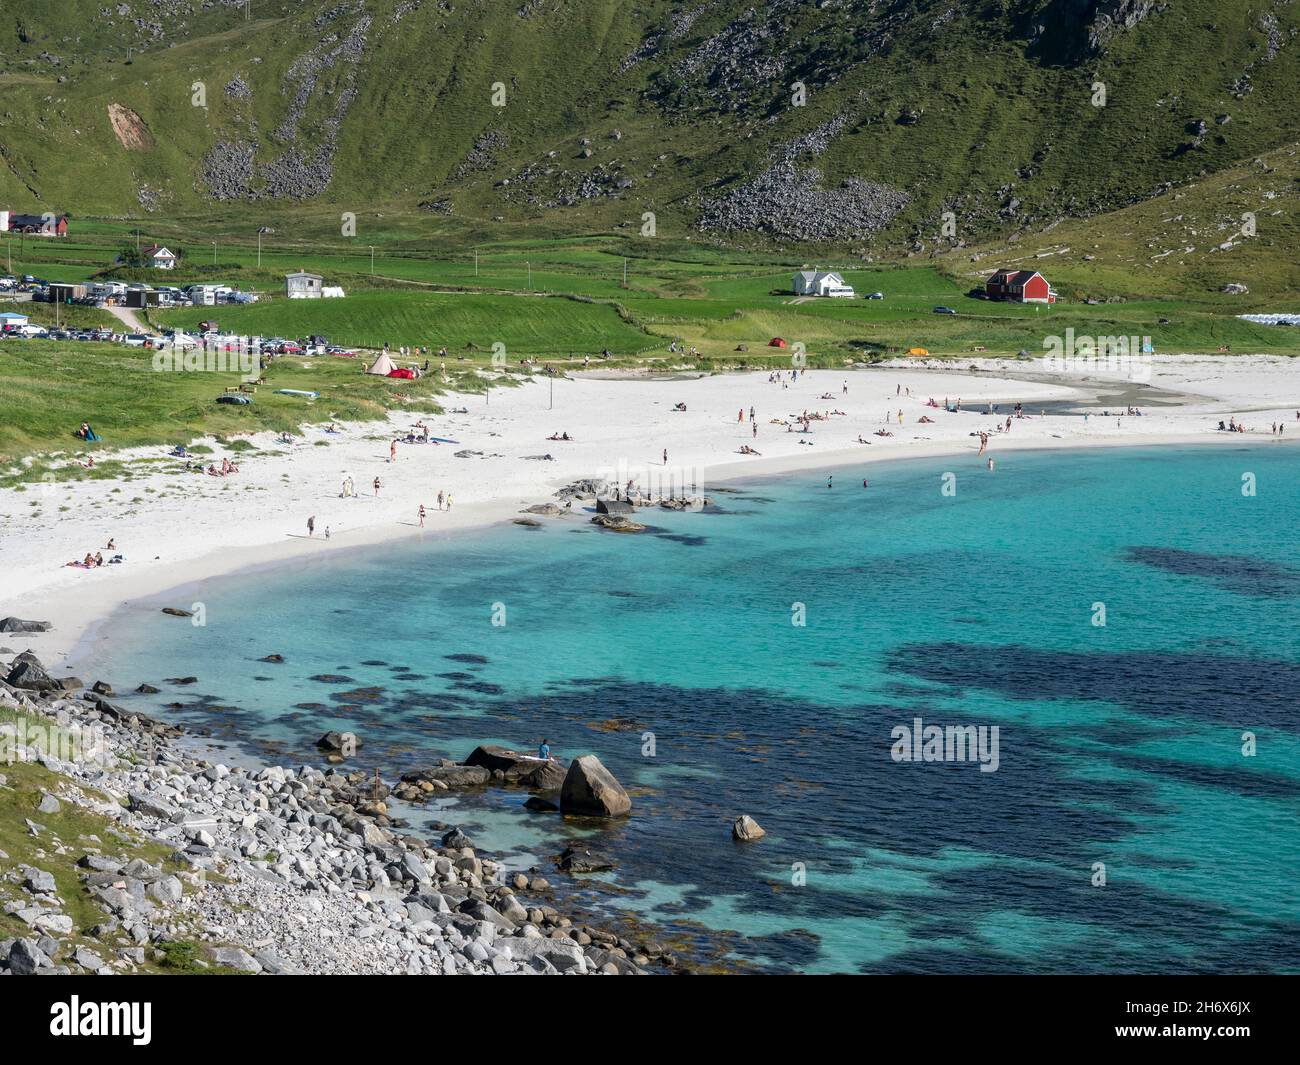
[17,324,49,337]
[867,292,885,300]
[933,306,957,315]
[121,333,154,347]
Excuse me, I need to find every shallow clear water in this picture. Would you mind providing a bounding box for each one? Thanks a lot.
[93,444,1300,973]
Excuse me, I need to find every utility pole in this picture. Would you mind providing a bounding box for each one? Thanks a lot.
[257,230,262,267]
[527,261,531,290]
[369,246,374,274]
[474,249,478,277]
[212,241,217,265]
[623,258,628,288]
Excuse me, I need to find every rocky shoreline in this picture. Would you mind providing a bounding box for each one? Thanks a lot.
[0,645,678,976]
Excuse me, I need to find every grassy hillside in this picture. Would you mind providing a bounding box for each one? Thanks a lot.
[0,0,1297,282]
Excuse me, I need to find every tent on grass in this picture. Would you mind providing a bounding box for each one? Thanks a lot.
[366,352,397,376]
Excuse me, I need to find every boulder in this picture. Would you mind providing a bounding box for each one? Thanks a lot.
[591,514,646,533]
[405,765,490,788]
[463,744,532,776]
[160,607,193,617]
[732,815,766,842]
[5,655,57,692]
[209,946,262,973]
[7,938,53,975]
[316,731,361,754]
[557,846,616,873]
[135,683,160,694]
[560,755,631,816]
[462,745,563,788]
[520,760,566,791]
[0,617,52,633]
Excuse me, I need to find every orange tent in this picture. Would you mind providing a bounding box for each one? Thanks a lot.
[768,337,788,348]
[907,347,929,356]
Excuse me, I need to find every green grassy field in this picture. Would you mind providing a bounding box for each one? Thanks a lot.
[155,289,658,353]
[0,340,481,463]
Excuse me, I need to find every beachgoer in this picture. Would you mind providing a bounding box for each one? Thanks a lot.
[307,515,316,538]
[437,490,445,511]
[390,440,397,462]
[373,477,382,496]
[418,504,426,528]
[539,739,552,761]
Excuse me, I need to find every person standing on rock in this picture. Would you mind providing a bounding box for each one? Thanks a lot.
[539,738,552,761]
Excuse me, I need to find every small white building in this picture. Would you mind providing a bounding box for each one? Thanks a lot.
[142,244,177,270]
[186,284,219,306]
[793,269,855,298]
[286,270,324,298]
[0,311,30,330]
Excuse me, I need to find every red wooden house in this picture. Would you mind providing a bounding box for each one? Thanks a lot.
[4,211,69,236]
[985,268,1056,304]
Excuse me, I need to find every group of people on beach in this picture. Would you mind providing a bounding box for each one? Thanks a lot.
[206,458,239,477]
[66,538,121,569]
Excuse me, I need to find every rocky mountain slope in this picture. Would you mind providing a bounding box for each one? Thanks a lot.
[0,0,1297,251]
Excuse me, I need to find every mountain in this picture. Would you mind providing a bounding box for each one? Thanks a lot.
[1,0,1297,256]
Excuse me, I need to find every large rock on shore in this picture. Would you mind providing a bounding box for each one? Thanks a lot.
[560,755,631,816]
[5,653,57,692]
[0,617,52,633]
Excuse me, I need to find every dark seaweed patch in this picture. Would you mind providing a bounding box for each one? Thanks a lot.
[1124,546,1300,598]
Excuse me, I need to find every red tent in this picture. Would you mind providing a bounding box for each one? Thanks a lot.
[387,368,416,379]
[768,337,788,348]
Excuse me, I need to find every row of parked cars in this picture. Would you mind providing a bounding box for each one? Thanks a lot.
[1,325,354,356]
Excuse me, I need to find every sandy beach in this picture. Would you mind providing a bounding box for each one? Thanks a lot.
[4,355,1299,669]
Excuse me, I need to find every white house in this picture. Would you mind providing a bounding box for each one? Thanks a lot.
[0,310,30,330]
[142,244,177,269]
[286,270,324,298]
[793,269,855,298]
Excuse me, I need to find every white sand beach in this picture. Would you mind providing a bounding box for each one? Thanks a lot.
[3,355,1299,669]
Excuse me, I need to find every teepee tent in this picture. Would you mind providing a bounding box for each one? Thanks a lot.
[366,351,397,375]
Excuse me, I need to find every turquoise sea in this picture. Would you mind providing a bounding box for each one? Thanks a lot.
[91,444,1300,973]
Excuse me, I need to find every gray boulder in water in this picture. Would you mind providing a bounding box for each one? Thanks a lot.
[732,815,766,842]
[560,755,631,816]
